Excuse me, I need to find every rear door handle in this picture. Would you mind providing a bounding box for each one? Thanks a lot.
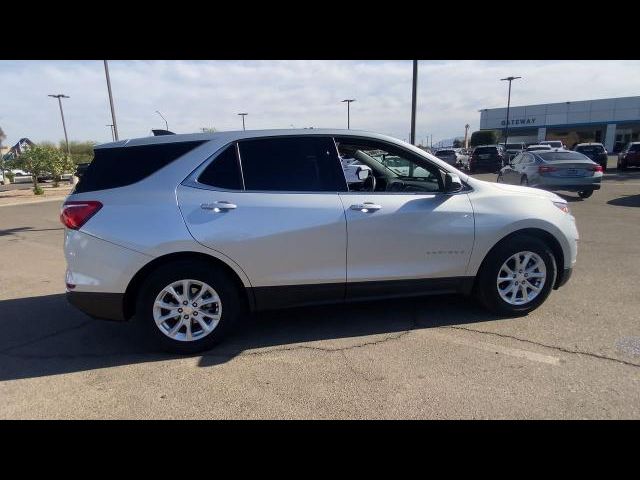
[350,202,382,212]
[201,201,237,212]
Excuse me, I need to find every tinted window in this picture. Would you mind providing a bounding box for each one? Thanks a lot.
[576,145,604,154]
[238,137,347,192]
[538,151,590,162]
[474,147,498,154]
[74,141,205,194]
[198,144,243,190]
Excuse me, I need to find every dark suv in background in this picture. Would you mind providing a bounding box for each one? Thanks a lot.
[574,143,608,172]
[469,145,505,173]
[617,142,640,170]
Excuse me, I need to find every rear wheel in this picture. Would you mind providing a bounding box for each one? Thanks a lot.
[476,235,557,316]
[497,172,504,183]
[520,176,529,186]
[618,161,627,171]
[578,189,593,199]
[136,260,243,354]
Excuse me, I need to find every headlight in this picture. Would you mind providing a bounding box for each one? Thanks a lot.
[553,201,570,214]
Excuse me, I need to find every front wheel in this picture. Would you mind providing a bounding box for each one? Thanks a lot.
[578,189,593,199]
[136,260,243,354]
[476,235,557,316]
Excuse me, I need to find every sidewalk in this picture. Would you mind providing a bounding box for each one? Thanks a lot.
[0,184,73,207]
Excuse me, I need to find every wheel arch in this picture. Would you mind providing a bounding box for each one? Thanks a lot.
[122,251,255,320]
[473,228,566,294]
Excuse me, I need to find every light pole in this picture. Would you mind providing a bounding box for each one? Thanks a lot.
[48,94,71,155]
[464,124,470,149]
[500,76,521,145]
[103,60,119,141]
[341,99,355,129]
[106,124,115,141]
[410,60,418,145]
[238,113,248,131]
[155,110,168,131]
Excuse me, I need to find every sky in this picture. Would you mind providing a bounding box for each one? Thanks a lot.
[1,60,639,147]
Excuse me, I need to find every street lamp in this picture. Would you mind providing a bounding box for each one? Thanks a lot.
[48,94,71,155]
[341,99,355,129]
[106,124,115,141]
[410,60,418,145]
[500,76,522,145]
[238,113,248,131]
[155,110,168,131]
[103,60,119,141]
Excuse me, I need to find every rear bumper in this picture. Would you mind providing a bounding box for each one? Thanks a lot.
[534,181,601,192]
[66,291,127,321]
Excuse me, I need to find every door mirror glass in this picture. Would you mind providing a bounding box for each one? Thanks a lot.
[356,166,370,181]
[444,173,463,193]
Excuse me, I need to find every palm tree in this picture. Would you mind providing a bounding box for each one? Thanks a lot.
[0,126,7,183]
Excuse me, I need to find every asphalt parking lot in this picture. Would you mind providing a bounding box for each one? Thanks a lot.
[1,158,639,419]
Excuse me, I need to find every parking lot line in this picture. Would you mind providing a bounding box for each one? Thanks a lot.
[430,330,561,366]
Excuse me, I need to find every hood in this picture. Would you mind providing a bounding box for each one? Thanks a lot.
[480,180,565,202]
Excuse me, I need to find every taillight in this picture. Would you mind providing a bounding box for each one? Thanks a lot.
[538,165,556,174]
[60,201,103,230]
[589,165,603,172]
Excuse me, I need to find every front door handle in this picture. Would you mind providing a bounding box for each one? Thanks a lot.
[201,201,237,212]
[350,202,382,213]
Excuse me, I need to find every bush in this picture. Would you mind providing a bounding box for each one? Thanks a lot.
[7,144,75,194]
[470,130,499,147]
[33,185,44,195]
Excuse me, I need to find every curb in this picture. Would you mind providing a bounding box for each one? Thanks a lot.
[0,195,69,208]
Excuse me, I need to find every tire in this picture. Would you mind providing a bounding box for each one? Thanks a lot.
[475,234,557,316]
[578,189,593,199]
[136,260,243,354]
[520,176,529,186]
[497,173,503,183]
[618,161,627,171]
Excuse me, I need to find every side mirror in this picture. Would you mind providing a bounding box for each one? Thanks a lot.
[444,172,463,193]
[356,167,370,181]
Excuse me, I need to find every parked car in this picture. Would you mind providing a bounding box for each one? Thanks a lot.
[434,148,460,166]
[498,149,603,198]
[573,143,608,172]
[11,170,33,184]
[617,142,640,171]
[526,144,554,152]
[540,140,565,149]
[75,162,91,178]
[62,129,578,353]
[468,145,505,173]
[501,142,526,163]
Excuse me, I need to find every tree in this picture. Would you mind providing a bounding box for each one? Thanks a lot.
[201,127,217,133]
[470,130,498,147]
[0,126,6,182]
[7,145,75,194]
[60,140,96,164]
[452,139,463,148]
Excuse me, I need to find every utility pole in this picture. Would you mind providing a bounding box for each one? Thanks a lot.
[238,113,248,130]
[104,60,119,141]
[464,124,470,149]
[500,76,522,145]
[48,94,71,155]
[106,124,115,141]
[410,60,418,145]
[341,99,355,129]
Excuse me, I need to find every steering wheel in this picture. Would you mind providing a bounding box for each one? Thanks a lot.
[362,173,377,192]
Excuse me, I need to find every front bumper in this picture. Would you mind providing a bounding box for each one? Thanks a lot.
[66,291,127,321]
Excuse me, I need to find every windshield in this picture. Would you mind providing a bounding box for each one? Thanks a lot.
[538,151,589,161]
[629,144,640,152]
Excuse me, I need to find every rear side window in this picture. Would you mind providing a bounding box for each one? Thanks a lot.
[74,141,205,193]
[198,144,243,190]
[238,137,347,192]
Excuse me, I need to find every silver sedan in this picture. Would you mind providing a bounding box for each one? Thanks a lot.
[497,149,603,198]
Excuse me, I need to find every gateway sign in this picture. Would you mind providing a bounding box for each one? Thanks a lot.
[501,117,537,126]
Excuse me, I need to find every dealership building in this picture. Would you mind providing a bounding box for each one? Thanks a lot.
[479,96,640,152]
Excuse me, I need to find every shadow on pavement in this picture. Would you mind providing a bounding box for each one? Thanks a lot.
[0,292,505,380]
[608,194,640,208]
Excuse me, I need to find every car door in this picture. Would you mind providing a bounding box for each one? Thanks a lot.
[334,137,475,300]
[176,136,349,309]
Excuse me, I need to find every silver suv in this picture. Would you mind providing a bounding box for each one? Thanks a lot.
[62,130,579,353]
